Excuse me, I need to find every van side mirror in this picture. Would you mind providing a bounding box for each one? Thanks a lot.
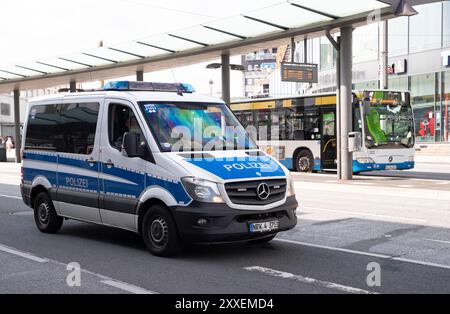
[122,132,145,158]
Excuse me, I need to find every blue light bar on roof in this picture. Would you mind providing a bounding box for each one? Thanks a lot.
[103,81,195,93]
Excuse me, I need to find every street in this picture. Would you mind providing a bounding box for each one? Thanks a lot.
[0,159,449,294]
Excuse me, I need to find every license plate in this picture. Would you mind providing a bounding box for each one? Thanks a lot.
[386,165,397,170]
[249,220,279,233]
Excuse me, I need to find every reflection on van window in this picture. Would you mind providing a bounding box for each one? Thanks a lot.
[140,102,257,152]
[59,103,99,155]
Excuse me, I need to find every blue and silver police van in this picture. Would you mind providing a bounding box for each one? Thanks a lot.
[20,81,298,256]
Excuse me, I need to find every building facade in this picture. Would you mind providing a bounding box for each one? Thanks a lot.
[0,94,27,140]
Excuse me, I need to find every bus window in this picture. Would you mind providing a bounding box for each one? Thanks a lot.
[256,110,270,140]
[287,107,320,140]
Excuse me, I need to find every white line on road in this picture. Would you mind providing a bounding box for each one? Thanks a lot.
[274,238,450,270]
[0,194,22,200]
[101,280,157,294]
[275,238,390,259]
[301,206,427,224]
[423,238,450,245]
[245,266,376,294]
[0,243,48,263]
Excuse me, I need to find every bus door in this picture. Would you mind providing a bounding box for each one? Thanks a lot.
[320,108,337,169]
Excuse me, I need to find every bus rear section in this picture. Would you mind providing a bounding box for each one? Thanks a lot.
[231,90,415,174]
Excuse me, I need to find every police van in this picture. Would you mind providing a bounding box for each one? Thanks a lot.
[20,81,298,256]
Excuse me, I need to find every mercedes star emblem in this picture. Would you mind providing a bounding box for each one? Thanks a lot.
[257,183,270,200]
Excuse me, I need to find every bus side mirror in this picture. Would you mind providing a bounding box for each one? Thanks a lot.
[348,132,362,152]
[122,132,145,158]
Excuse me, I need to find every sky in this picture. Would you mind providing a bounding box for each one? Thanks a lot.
[0,0,285,97]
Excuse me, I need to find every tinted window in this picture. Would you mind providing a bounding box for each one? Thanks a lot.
[59,103,99,155]
[25,104,60,151]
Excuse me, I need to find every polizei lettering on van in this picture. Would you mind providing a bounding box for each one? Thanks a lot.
[65,177,89,189]
[223,162,272,172]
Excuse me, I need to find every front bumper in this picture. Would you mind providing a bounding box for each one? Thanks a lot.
[353,161,415,173]
[171,196,298,243]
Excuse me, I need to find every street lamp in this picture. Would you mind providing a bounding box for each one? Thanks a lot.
[394,0,418,17]
[206,63,245,71]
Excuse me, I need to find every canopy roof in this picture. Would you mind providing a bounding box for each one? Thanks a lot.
[0,0,433,93]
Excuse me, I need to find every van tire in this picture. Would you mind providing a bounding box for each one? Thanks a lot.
[34,192,63,233]
[248,234,277,244]
[142,205,180,257]
[295,150,314,173]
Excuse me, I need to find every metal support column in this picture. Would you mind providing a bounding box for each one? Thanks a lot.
[336,37,342,180]
[379,21,389,89]
[70,80,76,92]
[13,89,21,163]
[136,70,144,82]
[221,53,231,105]
[339,27,353,180]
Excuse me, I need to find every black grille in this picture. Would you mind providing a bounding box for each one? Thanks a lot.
[225,179,286,205]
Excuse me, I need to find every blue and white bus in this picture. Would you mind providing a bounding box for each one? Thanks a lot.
[231,90,415,173]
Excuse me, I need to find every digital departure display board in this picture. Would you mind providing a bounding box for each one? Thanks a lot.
[281,62,318,83]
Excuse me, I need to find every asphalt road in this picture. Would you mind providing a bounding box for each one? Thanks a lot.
[0,163,449,294]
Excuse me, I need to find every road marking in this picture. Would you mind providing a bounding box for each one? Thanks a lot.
[0,194,22,200]
[0,242,160,293]
[0,243,48,263]
[301,206,427,224]
[10,211,33,216]
[101,280,157,294]
[275,238,390,259]
[398,185,414,188]
[350,182,373,186]
[423,238,450,245]
[274,238,450,270]
[245,266,376,294]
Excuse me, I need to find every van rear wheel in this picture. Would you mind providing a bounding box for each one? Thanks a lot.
[142,205,180,257]
[34,192,63,233]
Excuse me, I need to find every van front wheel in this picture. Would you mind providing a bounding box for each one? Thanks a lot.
[142,205,180,257]
[34,192,63,233]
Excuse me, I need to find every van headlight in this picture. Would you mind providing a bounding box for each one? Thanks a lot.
[181,177,224,203]
[286,174,296,197]
[356,157,375,164]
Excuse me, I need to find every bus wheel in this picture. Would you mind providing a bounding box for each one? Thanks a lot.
[295,150,313,173]
[34,192,63,233]
[142,205,181,257]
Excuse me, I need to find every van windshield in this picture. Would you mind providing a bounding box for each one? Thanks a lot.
[139,102,258,152]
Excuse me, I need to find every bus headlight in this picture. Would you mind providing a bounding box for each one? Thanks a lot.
[286,174,296,197]
[181,177,224,203]
[407,156,415,162]
[356,157,375,164]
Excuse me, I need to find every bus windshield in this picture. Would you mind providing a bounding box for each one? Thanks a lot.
[140,102,258,152]
[362,91,414,149]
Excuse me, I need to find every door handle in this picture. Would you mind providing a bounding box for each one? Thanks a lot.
[104,159,115,168]
[86,158,98,166]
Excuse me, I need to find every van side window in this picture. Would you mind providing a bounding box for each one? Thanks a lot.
[25,104,59,151]
[108,104,145,151]
[59,103,100,155]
